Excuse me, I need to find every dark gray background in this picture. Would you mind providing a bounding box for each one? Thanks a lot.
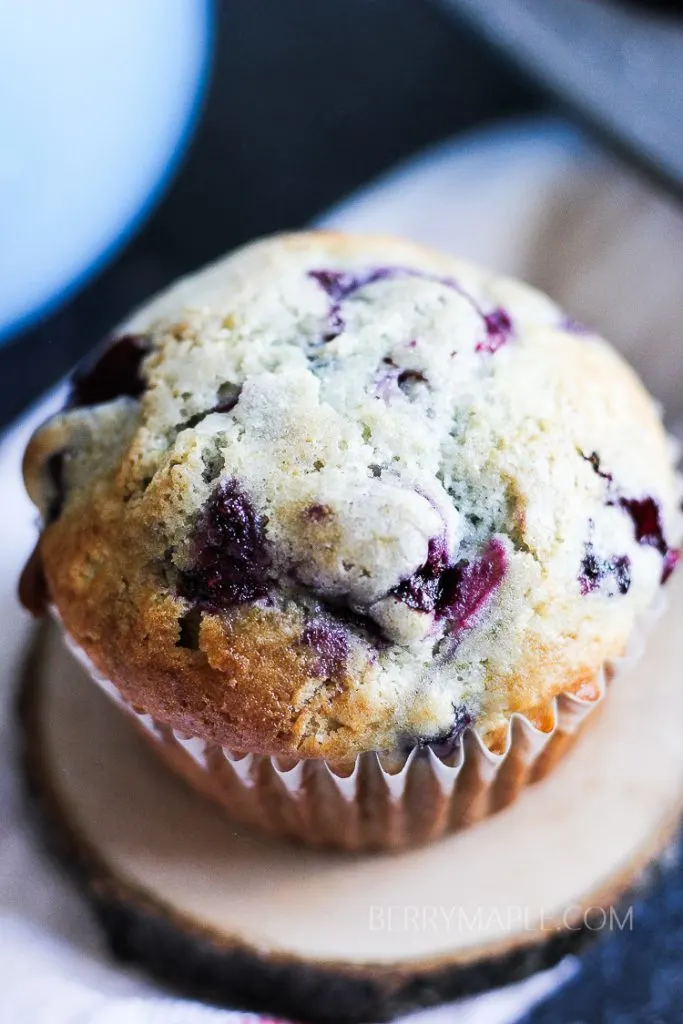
[4,2,682,1021]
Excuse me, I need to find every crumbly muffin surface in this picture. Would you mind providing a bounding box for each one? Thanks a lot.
[22,232,681,756]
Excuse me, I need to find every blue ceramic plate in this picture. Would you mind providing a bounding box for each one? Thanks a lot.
[0,0,212,342]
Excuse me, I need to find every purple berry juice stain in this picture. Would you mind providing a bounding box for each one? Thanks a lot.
[308,265,513,351]
[618,497,668,554]
[300,618,348,678]
[179,480,271,609]
[391,536,449,613]
[438,538,507,635]
[476,309,513,354]
[581,450,679,586]
[391,536,506,643]
[70,334,152,408]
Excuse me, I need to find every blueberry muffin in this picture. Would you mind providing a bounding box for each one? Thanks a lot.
[21,232,681,848]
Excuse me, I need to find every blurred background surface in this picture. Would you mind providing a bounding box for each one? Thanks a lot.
[0,0,539,424]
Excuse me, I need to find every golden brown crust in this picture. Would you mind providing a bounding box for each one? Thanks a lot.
[35,482,385,757]
[483,681,602,755]
[20,230,679,758]
[33,483,608,759]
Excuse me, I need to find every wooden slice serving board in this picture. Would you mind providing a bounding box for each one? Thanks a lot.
[18,574,683,1023]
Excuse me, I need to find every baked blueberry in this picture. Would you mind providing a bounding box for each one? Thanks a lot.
[579,543,631,596]
[70,334,151,408]
[406,705,473,758]
[179,481,271,610]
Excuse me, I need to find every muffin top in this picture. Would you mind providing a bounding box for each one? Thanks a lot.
[22,232,681,757]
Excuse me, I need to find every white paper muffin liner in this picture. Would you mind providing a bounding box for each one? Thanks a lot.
[53,590,667,851]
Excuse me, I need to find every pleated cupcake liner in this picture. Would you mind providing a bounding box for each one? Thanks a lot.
[55,591,666,851]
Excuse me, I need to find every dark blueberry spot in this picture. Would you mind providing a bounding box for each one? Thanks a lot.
[579,450,678,586]
[616,497,681,586]
[579,544,602,595]
[178,480,271,610]
[424,535,450,574]
[305,503,333,523]
[476,308,513,354]
[176,607,203,650]
[579,543,631,596]
[18,544,50,617]
[391,537,506,640]
[404,705,473,758]
[438,539,507,634]
[391,536,449,613]
[618,497,668,555]
[610,556,632,595]
[300,618,348,678]
[618,495,679,585]
[45,452,66,523]
[392,568,440,613]
[617,496,679,584]
[70,334,151,408]
[396,574,438,614]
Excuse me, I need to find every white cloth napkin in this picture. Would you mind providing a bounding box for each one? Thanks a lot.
[2,116,682,1024]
